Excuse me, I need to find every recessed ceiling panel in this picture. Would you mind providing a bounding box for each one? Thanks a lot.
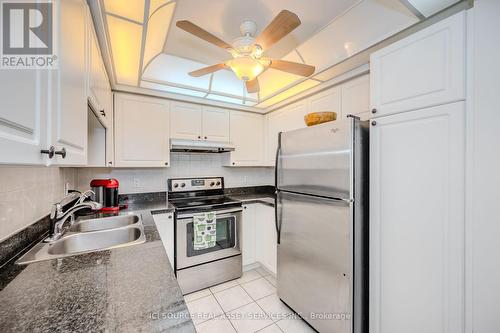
[257,79,319,108]
[107,15,143,85]
[141,80,207,97]
[206,94,244,105]
[143,2,176,72]
[164,0,359,66]
[211,69,245,98]
[142,53,211,90]
[149,0,171,15]
[257,69,302,99]
[104,0,145,22]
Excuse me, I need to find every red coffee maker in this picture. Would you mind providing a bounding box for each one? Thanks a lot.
[90,178,120,212]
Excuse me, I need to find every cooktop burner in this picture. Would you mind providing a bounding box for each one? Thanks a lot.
[169,195,240,211]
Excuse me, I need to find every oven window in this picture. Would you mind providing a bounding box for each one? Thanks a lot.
[186,216,236,257]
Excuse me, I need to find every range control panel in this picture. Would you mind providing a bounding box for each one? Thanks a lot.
[169,177,223,192]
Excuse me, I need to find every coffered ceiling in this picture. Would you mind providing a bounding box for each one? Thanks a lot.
[90,0,460,111]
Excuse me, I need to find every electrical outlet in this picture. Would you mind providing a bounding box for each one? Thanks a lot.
[133,178,140,188]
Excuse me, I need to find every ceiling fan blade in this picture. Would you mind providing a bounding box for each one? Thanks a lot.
[189,63,227,77]
[176,20,233,50]
[246,78,260,93]
[269,59,315,77]
[255,10,301,50]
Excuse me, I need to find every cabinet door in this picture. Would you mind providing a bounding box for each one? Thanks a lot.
[228,111,264,166]
[370,12,465,117]
[241,204,256,266]
[0,69,49,165]
[114,94,170,167]
[265,101,308,165]
[370,102,465,333]
[170,102,202,140]
[255,204,277,275]
[153,212,175,268]
[88,22,102,113]
[342,74,370,118]
[309,86,342,118]
[202,106,230,141]
[50,0,88,165]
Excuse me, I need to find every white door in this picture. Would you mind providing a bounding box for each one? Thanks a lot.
[114,94,170,167]
[255,203,277,275]
[241,204,256,266]
[309,85,342,118]
[170,102,202,140]
[228,111,264,166]
[341,74,370,119]
[370,12,465,117]
[202,106,230,142]
[49,0,88,165]
[0,69,49,165]
[370,102,465,333]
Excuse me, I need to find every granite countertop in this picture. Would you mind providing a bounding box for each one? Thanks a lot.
[0,202,194,333]
[227,193,275,207]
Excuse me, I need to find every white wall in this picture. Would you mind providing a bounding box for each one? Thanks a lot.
[76,152,274,194]
[467,1,500,332]
[0,166,77,242]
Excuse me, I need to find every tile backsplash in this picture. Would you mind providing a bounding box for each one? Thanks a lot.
[0,166,77,242]
[0,154,273,242]
[76,153,274,194]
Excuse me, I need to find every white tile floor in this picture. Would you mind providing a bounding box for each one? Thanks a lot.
[184,267,316,333]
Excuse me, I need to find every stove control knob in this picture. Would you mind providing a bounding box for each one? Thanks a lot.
[180,183,186,188]
[216,181,221,186]
[173,183,179,188]
[210,182,215,187]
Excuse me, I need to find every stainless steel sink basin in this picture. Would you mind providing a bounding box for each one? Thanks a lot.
[69,214,140,232]
[48,226,143,255]
[16,215,146,265]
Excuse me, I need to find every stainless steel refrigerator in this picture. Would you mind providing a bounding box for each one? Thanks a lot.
[275,116,369,333]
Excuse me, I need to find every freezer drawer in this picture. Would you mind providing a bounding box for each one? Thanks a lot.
[277,190,353,333]
[277,119,354,200]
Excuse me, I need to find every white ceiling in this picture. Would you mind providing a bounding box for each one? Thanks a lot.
[164,0,359,65]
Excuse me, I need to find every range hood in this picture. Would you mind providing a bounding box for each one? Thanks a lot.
[170,139,235,153]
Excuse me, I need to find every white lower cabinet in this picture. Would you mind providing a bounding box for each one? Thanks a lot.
[370,102,465,333]
[114,93,170,167]
[241,203,277,274]
[152,212,175,268]
[241,204,257,266]
[255,204,277,275]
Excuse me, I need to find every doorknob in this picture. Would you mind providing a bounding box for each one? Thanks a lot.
[54,148,66,158]
[41,146,55,158]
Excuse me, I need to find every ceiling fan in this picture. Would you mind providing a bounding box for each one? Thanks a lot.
[176,10,315,94]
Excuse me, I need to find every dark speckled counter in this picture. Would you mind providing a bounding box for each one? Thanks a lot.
[0,200,194,333]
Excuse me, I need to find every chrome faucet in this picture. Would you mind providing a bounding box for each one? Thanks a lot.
[47,192,102,241]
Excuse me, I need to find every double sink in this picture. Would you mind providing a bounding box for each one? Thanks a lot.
[16,214,146,265]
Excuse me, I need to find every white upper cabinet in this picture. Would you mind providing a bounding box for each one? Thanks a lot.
[170,103,230,142]
[370,102,465,333]
[0,70,49,165]
[265,101,308,165]
[370,12,466,117]
[341,74,370,119]
[114,93,170,167]
[227,111,264,166]
[49,0,89,166]
[202,106,230,142]
[170,102,202,140]
[309,86,342,119]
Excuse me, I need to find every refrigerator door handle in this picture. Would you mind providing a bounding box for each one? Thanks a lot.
[275,132,282,244]
[275,190,281,244]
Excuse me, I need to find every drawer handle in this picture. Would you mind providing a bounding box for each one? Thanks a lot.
[41,146,55,158]
[371,108,377,114]
[371,121,377,126]
[55,148,67,158]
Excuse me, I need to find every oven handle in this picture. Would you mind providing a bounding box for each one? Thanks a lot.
[177,208,243,220]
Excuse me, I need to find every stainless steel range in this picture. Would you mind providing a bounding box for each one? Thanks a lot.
[168,177,243,295]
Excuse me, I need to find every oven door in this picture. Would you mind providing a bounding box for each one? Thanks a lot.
[176,207,242,269]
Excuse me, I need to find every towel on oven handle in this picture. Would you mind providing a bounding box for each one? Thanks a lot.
[193,212,217,250]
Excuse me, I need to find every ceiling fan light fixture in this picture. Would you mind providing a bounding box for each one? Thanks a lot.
[226,56,265,81]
